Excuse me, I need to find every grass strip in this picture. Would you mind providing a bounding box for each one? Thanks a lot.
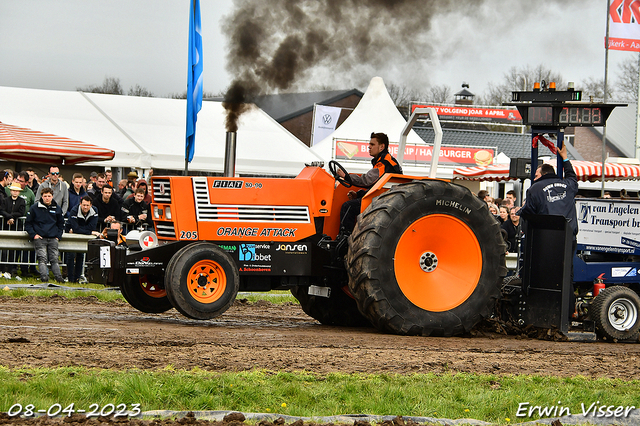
[0,367,638,424]
[0,287,297,304]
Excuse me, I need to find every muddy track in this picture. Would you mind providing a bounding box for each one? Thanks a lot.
[0,296,639,379]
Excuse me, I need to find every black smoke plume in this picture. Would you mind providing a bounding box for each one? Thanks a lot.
[221,0,581,131]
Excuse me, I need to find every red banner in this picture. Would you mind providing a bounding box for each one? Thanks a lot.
[410,104,522,123]
[335,140,496,167]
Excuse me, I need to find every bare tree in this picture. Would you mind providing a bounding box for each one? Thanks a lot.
[616,54,639,101]
[578,77,607,101]
[77,77,123,95]
[481,64,565,106]
[428,84,452,104]
[128,84,154,97]
[387,84,421,107]
[168,90,222,99]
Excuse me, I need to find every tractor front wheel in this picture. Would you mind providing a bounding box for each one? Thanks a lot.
[165,243,239,320]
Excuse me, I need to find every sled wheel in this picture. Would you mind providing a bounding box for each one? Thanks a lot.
[165,242,239,320]
[291,284,371,327]
[592,286,640,341]
[120,274,173,314]
[346,180,507,336]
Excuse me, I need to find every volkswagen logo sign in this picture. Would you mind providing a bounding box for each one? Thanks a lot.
[322,114,332,125]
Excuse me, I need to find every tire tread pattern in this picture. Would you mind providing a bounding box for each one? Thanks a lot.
[346,180,507,336]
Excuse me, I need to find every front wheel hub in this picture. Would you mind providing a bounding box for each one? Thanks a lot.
[420,251,438,272]
[187,260,227,304]
[608,298,638,331]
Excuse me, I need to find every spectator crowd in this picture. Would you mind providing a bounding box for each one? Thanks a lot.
[0,167,154,282]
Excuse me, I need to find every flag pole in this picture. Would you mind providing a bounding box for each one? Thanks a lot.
[635,53,640,161]
[601,0,612,197]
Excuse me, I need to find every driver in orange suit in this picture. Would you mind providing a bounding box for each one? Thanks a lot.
[337,132,402,234]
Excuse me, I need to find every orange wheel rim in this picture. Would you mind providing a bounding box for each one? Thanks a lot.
[394,214,482,312]
[187,259,227,304]
[139,275,167,298]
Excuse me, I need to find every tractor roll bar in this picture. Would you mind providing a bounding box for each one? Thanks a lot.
[397,107,442,179]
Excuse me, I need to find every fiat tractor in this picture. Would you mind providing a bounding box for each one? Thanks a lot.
[86,107,507,337]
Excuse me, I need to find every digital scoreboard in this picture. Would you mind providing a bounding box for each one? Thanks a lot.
[505,89,624,127]
[525,106,605,126]
[504,85,626,182]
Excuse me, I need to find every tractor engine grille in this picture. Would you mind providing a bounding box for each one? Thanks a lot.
[155,222,176,238]
[152,179,172,203]
[192,177,310,223]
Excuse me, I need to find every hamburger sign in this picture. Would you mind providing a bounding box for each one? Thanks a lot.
[335,139,496,167]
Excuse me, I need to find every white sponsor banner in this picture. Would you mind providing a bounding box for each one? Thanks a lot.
[576,199,640,254]
[608,0,640,52]
[312,105,342,146]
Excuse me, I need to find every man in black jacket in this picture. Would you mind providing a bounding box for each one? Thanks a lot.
[25,187,65,283]
[66,196,100,283]
[519,144,578,238]
[0,183,27,278]
[121,188,153,229]
[94,185,121,229]
[1,183,26,229]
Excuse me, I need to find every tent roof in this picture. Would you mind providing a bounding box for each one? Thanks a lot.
[311,77,426,174]
[453,160,640,182]
[0,86,322,176]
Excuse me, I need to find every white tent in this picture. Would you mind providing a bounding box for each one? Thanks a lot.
[311,76,435,176]
[0,86,322,176]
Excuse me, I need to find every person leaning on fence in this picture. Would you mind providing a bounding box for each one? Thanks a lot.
[7,171,35,211]
[25,187,65,283]
[66,195,100,283]
[122,187,153,229]
[1,183,26,229]
[0,183,27,279]
[0,170,13,205]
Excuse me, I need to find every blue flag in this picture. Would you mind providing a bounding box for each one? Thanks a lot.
[186,0,203,163]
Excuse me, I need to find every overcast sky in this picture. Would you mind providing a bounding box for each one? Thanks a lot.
[0,0,634,101]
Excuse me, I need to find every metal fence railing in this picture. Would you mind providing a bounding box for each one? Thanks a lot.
[0,217,142,278]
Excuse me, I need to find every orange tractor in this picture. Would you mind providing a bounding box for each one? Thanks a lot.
[87,112,506,336]
[87,164,506,336]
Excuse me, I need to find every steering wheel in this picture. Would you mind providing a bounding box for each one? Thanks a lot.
[328,160,353,188]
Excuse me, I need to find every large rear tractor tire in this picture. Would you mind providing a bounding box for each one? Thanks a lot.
[291,284,371,327]
[592,286,640,341]
[165,242,239,320]
[346,180,507,336]
[120,274,173,314]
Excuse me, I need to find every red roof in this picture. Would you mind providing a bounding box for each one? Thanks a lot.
[0,121,114,165]
[453,160,640,182]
